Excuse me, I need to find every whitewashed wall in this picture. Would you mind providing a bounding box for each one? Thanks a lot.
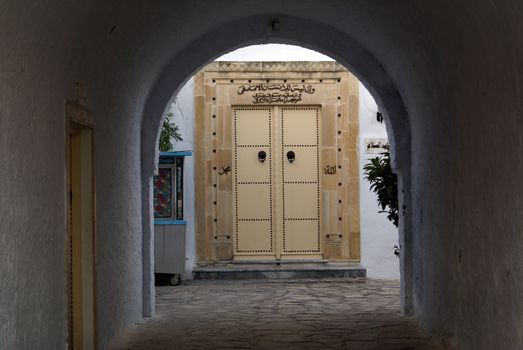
[359,84,400,279]
[167,77,196,279]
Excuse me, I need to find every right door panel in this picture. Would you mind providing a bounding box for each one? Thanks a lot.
[281,107,321,256]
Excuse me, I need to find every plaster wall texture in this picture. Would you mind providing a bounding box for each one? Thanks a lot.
[0,1,522,350]
[359,84,400,280]
[0,3,86,349]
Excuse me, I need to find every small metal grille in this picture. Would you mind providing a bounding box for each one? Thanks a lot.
[214,244,233,261]
[325,242,343,259]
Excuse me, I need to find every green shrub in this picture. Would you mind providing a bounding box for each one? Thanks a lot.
[363,152,399,227]
[159,112,182,152]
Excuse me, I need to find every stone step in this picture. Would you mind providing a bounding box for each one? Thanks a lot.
[193,262,366,280]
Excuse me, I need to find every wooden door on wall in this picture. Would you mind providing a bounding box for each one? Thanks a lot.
[233,106,321,260]
[68,124,95,350]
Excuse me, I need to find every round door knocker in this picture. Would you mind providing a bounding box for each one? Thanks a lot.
[258,150,267,163]
[287,151,296,163]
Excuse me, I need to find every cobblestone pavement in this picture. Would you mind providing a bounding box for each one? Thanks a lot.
[109,279,445,350]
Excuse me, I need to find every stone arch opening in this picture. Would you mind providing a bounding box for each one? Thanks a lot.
[1,1,522,349]
[140,15,412,317]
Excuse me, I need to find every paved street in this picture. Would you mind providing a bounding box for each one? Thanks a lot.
[109,279,445,350]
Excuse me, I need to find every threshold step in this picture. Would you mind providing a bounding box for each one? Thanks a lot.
[192,262,366,280]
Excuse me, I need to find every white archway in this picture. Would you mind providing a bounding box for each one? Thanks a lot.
[139,15,413,317]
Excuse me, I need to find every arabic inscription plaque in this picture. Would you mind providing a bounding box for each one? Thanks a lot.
[237,83,315,104]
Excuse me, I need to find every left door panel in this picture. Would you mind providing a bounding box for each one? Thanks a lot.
[233,107,274,257]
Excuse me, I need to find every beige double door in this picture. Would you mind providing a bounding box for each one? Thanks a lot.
[233,106,322,260]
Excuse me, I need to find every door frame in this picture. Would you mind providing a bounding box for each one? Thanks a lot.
[65,101,97,349]
[194,65,362,263]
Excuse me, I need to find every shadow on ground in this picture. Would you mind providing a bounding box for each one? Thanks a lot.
[109,279,445,350]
